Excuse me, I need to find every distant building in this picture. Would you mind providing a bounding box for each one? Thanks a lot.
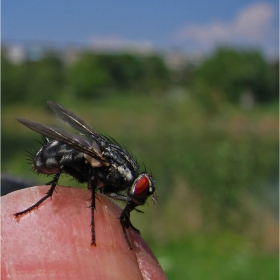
[4,45,25,64]
[163,50,203,71]
[3,43,46,64]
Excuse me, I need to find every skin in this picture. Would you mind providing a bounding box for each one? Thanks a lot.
[1,185,167,280]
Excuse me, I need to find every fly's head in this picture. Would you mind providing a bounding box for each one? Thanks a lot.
[128,173,155,206]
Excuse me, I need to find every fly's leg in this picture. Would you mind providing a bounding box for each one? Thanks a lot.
[14,167,64,217]
[104,192,144,215]
[119,201,140,250]
[88,179,97,246]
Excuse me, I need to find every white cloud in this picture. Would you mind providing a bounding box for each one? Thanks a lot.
[175,3,278,56]
[88,35,154,54]
[233,3,275,42]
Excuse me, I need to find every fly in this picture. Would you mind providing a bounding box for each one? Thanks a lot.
[14,100,156,249]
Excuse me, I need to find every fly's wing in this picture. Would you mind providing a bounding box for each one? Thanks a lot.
[47,100,108,147]
[16,118,109,166]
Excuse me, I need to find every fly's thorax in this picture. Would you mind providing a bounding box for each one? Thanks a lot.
[101,144,138,183]
[114,163,134,182]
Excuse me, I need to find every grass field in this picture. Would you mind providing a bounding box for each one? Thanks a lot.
[2,94,278,279]
[151,236,279,280]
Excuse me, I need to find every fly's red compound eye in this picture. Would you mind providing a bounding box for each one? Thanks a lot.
[129,174,155,205]
[134,175,150,196]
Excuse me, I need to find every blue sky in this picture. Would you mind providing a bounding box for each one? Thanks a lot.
[2,1,279,58]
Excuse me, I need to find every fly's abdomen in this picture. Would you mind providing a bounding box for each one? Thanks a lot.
[33,140,84,175]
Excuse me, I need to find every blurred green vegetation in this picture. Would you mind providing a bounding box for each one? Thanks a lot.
[192,48,278,105]
[2,46,278,279]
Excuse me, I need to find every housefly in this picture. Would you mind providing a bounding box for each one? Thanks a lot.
[14,100,156,249]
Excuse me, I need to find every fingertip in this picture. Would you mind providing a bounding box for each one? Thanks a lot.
[129,230,167,280]
[2,186,166,279]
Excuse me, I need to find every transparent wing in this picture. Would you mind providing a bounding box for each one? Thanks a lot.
[47,100,107,147]
[16,118,109,166]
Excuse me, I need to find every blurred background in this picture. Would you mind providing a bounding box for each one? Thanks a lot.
[2,1,279,279]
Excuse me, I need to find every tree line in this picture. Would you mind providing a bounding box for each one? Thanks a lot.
[2,47,278,106]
